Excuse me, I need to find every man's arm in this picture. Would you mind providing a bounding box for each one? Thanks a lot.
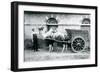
[31,33,33,42]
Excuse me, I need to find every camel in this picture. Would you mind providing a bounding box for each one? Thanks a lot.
[39,26,68,52]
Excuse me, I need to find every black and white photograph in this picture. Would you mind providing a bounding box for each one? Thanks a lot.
[24,12,91,62]
[11,1,97,71]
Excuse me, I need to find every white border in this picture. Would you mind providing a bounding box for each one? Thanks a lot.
[18,5,96,68]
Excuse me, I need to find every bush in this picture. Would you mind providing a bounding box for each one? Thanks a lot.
[24,39,33,50]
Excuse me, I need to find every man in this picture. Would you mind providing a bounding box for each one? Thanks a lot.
[32,28,38,52]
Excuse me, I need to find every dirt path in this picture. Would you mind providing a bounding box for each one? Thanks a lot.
[24,49,90,62]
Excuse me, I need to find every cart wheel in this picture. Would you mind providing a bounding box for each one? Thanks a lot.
[71,36,85,53]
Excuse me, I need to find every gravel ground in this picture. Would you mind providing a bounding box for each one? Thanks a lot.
[24,49,90,62]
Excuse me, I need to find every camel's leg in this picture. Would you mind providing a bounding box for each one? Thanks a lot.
[62,44,65,52]
[65,44,68,52]
[49,44,52,52]
[51,46,53,51]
